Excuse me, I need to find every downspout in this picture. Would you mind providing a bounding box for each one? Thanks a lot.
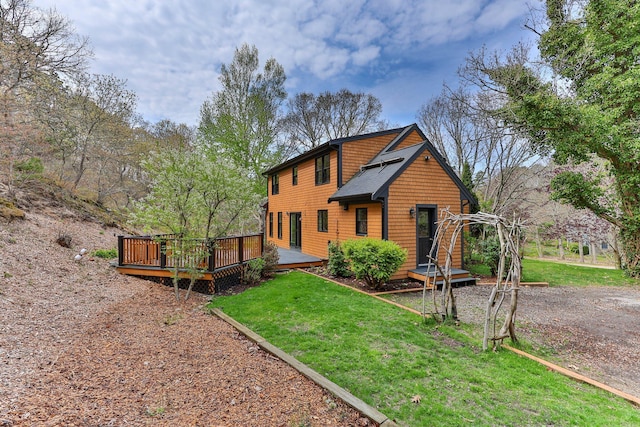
[378,192,388,240]
[382,198,388,240]
[265,178,270,245]
[461,199,469,269]
[337,145,343,187]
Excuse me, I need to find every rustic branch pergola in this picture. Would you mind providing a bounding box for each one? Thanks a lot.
[422,209,525,350]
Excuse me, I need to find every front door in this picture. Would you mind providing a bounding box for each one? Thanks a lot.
[417,207,437,265]
[290,212,302,249]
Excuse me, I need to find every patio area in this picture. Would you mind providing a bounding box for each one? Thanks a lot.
[276,247,325,269]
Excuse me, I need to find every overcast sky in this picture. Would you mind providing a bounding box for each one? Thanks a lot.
[32,0,535,128]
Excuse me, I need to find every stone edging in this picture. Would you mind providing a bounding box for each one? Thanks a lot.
[211,308,398,427]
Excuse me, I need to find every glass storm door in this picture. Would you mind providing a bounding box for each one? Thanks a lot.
[417,207,436,265]
[290,212,301,249]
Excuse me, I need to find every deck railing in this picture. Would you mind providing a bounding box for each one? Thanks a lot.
[117,233,263,272]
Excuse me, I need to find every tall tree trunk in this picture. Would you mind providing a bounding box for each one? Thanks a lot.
[558,238,565,260]
[578,242,585,263]
[612,234,622,270]
[620,227,640,276]
[590,241,597,264]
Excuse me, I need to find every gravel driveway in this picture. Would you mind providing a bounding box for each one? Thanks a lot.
[388,283,640,399]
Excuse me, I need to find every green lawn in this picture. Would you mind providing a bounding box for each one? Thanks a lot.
[469,258,640,287]
[522,241,615,264]
[208,270,640,426]
[521,258,640,287]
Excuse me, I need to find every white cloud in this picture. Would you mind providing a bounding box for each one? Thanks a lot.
[352,45,381,67]
[32,0,531,126]
[475,0,530,32]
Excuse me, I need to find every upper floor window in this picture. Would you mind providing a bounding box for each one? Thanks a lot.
[315,154,330,185]
[272,174,279,195]
[292,165,298,185]
[356,208,368,236]
[317,210,328,232]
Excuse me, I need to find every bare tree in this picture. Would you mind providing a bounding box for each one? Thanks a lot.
[284,88,385,153]
[149,119,195,151]
[0,0,91,193]
[0,0,90,96]
[417,87,483,176]
[418,84,541,217]
[65,73,137,190]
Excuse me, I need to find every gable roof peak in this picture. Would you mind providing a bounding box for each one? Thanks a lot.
[263,124,423,176]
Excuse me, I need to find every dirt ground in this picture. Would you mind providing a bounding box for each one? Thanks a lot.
[455,284,640,398]
[2,185,640,426]
[0,201,369,426]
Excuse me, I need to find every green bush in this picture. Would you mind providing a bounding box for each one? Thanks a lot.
[479,235,515,277]
[569,243,589,256]
[15,157,44,174]
[93,248,118,259]
[327,241,351,277]
[244,257,266,285]
[479,236,501,276]
[262,241,279,276]
[463,231,479,266]
[15,157,44,183]
[341,238,407,290]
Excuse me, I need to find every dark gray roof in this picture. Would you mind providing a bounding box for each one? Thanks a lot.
[262,123,477,205]
[262,126,408,176]
[328,142,426,203]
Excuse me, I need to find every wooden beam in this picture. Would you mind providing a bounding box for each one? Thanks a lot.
[115,266,213,281]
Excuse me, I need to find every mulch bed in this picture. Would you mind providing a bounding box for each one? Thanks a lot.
[303,267,423,294]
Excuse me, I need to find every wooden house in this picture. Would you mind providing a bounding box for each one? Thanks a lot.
[263,124,476,281]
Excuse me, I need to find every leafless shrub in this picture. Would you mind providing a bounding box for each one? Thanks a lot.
[56,232,72,248]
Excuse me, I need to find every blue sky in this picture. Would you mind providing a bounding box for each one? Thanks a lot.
[32,0,536,127]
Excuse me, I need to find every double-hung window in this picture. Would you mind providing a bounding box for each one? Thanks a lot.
[317,210,328,232]
[315,154,330,185]
[356,208,368,236]
[272,174,279,195]
[277,212,283,239]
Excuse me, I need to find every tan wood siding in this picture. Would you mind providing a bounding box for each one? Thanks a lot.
[334,203,383,242]
[386,149,464,280]
[341,134,398,183]
[267,129,469,281]
[267,150,341,258]
[267,148,385,259]
[393,129,426,149]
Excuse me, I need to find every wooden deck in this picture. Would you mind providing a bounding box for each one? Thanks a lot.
[408,265,476,287]
[116,234,263,293]
[276,247,325,269]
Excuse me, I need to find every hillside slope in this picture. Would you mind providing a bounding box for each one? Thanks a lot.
[0,182,368,426]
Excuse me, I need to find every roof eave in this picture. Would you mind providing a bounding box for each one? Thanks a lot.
[327,194,374,204]
[262,142,337,176]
